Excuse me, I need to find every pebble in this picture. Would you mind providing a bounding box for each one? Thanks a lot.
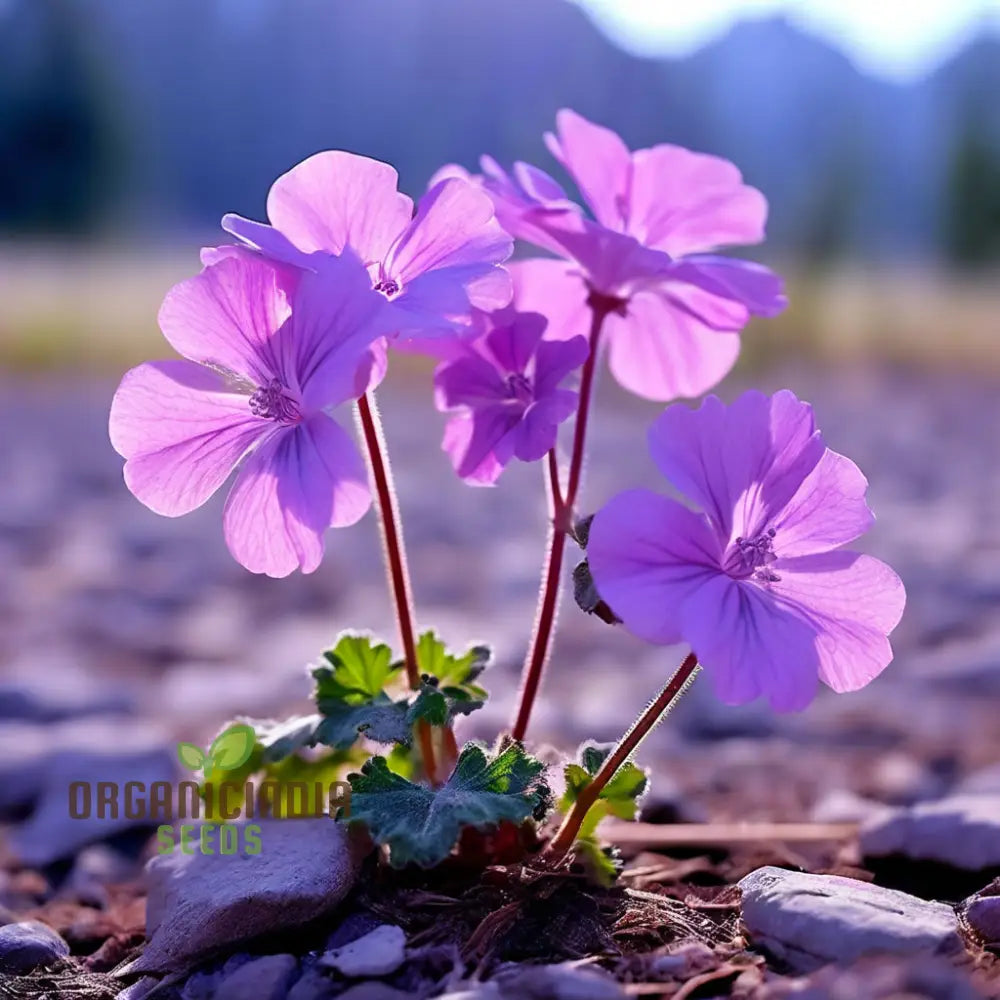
[320,924,406,978]
[126,819,365,974]
[860,794,1000,869]
[215,954,298,1000]
[739,866,963,972]
[0,920,70,973]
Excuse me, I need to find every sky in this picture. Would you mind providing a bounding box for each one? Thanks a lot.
[573,0,1000,80]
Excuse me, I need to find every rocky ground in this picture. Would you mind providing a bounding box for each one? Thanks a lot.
[1,362,999,998]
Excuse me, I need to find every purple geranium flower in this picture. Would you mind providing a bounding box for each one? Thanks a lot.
[445,109,786,402]
[587,390,906,711]
[220,151,513,336]
[434,309,588,485]
[109,251,392,578]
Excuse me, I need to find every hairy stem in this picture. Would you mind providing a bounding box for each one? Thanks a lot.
[356,391,438,785]
[510,297,615,742]
[547,652,701,858]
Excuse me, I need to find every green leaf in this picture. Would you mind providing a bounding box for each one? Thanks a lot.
[177,742,206,771]
[314,632,402,705]
[411,631,490,723]
[314,696,410,751]
[208,723,257,771]
[559,742,648,821]
[346,742,549,867]
[257,714,324,764]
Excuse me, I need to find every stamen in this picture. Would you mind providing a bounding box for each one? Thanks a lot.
[374,278,400,298]
[248,378,300,423]
[505,372,533,405]
[732,528,780,584]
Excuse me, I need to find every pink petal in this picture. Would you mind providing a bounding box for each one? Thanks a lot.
[545,109,631,230]
[158,255,291,384]
[514,390,577,462]
[109,361,265,517]
[588,490,722,645]
[508,259,590,343]
[627,144,768,256]
[481,311,547,375]
[532,335,589,396]
[770,551,906,693]
[648,391,825,538]
[277,252,392,410]
[773,450,875,557]
[266,151,413,261]
[604,292,742,402]
[435,353,508,409]
[222,413,370,577]
[668,255,787,318]
[680,573,820,711]
[219,216,315,270]
[385,177,513,319]
[440,408,517,484]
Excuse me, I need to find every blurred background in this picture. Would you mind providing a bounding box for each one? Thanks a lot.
[1,0,999,875]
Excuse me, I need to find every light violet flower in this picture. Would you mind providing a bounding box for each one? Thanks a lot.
[587,390,906,711]
[220,151,513,337]
[109,251,392,578]
[434,308,588,485]
[445,110,786,402]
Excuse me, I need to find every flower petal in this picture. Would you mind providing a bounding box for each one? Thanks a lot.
[668,255,787,318]
[604,291,742,402]
[773,449,875,557]
[218,216,316,270]
[441,407,519,482]
[513,390,577,462]
[532,335,589,396]
[647,391,825,539]
[544,109,631,229]
[158,255,293,383]
[769,551,906,692]
[109,360,265,517]
[276,251,392,409]
[434,353,508,409]
[222,413,370,577]
[508,259,590,343]
[680,574,820,711]
[588,490,722,645]
[385,177,513,321]
[266,151,413,261]
[481,311,547,375]
[627,144,768,256]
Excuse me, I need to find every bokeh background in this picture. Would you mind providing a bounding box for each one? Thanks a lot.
[1,0,999,870]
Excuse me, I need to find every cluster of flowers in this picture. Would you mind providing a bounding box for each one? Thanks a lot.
[110,109,904,722]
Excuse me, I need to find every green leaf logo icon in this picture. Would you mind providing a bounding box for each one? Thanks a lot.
[177,742,206,771]
[208,723,257,771]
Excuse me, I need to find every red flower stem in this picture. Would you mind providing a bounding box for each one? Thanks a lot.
[356,391,438,785]
[510,296,616,742]
[547,652,701,859]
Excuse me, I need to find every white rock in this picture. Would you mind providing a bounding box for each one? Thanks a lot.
[739,866,962,972]
[125,819,365,974]
[860,794,1000,869]
[0,921,70,973]
[321,924,406,978]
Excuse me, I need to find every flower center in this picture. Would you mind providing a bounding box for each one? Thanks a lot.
[248,378,300,423]
[374,277,400,298]
[733,528,781,583]
[505,372,533,405]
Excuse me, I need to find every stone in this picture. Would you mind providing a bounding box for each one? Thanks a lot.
[320,924,406,978]
[492,961,625,999]
[286,967,339,1000]
[124,819,365,974]
[9,742,177,866]
[0,920,70,973]
[860,794,1000,869]
[958,763,1000,796]
[810,789,890,825]
[739,866,963,972]
[965,896,1000,947]
[215,954,298,1000]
